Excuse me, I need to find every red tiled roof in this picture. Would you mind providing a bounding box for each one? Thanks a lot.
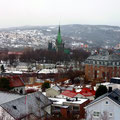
[61,90,78,98]
[7,75,25,88]
[79,88,95,97]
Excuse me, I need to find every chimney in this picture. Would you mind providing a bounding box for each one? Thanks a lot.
[72,88,76,92]
[108,87,112,93]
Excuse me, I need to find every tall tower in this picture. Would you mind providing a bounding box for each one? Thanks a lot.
[56,25,64,52]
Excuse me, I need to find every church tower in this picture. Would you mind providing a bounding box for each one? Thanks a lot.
[56,25,64,52]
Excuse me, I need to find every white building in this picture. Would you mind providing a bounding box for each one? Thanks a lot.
[85,89,120,120]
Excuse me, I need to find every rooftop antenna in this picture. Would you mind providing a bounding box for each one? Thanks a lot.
[59,16,61,26]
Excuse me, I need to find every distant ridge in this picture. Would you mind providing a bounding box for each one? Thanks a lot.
[0,24,120,49]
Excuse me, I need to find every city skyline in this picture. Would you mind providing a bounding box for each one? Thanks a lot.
[0,0,120,28]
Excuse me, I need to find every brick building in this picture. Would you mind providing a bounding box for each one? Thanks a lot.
[49,97,90,119]
[85,51,120,82]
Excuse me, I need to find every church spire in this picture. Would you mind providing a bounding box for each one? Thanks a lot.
[57,25,62,44]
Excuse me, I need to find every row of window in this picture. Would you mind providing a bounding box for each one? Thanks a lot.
[86,60,120,66]
[93,111,113,118]
[93,101,112,118]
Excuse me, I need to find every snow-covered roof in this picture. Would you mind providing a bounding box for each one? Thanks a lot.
[96,82,110,86]
[0,91,23,105]
[1,91,52,119]
[49,97,88,105]
[112,77,120,80]
[5,70,23,74]
[52,86,61,91]
[76,89,82,92]
[38,69,58,74]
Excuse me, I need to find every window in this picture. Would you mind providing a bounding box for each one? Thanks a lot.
[93,111,100,118]
[113,62,115,66]
[73,106,79,111]
[97,70,99,73]
[97,61,99,65]
[109,113,113,117]
[117,62,119,66]
[105,62,107,65]
[105,101,109,105]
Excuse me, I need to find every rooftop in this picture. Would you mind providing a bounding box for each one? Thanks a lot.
[1,91,52,119]
[38,69,58,74]
[79,88,95,97]
[87,54,120,61]
[0,91,23,105]
[49,97,88,105]
[8,75,25,87]
[87,89,120,107]
[61,90,77,98]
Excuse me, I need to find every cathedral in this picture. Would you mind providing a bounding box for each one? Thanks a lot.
[55,25,64,52]
[48,25,70,54]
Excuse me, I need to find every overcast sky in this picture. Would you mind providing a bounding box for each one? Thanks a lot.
[0,0,120,28]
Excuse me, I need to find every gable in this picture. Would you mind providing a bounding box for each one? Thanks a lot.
[85,97,120,109]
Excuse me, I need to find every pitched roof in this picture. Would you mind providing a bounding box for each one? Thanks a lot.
[8,75,25,87]
[57,25,62,44]
[61,90,77,98]
[86,54,120,61]
[52,86,61,91]
[79,88,95,97]
[1,91,52,119]
[0,91,23,105]
[87,89,120,107]
[38,69,58,74]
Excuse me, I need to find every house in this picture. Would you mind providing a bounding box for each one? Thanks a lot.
[7,75,26,94]
[85,88,120,120]
[49,97,90,119]
[60,88,95,100]
[46,86,61,97]
[0,91,52,120]
[76,87,96,100]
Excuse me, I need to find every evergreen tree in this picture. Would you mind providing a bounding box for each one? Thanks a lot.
[95,85,107,99]
[42,81,50,92]
[0,78,11,90]
[1,65,5,73]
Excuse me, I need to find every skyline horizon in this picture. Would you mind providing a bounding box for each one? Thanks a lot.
[1,23,120,29]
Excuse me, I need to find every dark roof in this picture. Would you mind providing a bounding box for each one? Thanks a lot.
[87,54,120,61]
[87,89,120,106]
